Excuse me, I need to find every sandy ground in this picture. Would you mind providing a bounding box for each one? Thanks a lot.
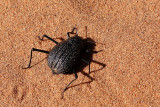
[0,0,160,106]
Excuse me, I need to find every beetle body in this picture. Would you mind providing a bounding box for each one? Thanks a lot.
[48,35,83,74]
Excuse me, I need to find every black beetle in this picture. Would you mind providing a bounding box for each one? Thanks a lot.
[22,26,102,95]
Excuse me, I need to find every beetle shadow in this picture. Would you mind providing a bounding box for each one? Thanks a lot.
[64,37,106,90]
[77,37,106,73]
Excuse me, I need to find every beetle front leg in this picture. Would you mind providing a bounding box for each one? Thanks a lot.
[38,34,58,44]
[67,25,78,38]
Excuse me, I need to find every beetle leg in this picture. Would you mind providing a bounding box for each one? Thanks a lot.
[22,48,49,69]
[62,70,78,94]
[93,50,103,53]
[67,26,78,38]
[86,49,103,54]
[38,34,58,44]
[81,58,91,74]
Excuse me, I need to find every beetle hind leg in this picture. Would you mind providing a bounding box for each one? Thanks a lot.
[61,69,78,98]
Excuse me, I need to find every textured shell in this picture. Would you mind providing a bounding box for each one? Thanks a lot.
[47,35,83,74]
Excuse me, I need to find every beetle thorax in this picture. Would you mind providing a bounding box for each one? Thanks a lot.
[68,35,83,49]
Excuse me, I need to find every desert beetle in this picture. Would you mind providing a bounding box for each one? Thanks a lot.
[22,26,102,96]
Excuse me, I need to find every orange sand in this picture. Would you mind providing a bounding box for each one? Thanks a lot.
[0,0,160,106]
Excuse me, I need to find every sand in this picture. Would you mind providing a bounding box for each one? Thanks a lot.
[0,0,160,106]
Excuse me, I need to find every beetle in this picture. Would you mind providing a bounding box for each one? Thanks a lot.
[22,26,102,95]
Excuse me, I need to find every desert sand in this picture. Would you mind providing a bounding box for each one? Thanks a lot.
[0,0,160,106]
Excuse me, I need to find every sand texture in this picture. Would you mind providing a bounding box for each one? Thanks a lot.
[0,0,160,106]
